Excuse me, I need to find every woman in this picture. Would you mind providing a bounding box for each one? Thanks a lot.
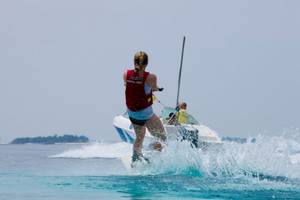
[123,51,166,163]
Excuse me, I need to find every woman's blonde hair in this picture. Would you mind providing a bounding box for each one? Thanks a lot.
[134,51,148,67]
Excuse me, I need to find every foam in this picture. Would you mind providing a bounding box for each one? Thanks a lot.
[131,135,300,179]
[50,142,132,159]
[50,134,300,180]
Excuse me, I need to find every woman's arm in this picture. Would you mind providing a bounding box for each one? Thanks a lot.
[123,71,127,86]
[146,73,160,91]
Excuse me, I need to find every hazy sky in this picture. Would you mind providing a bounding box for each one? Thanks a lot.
[1,0,299,143]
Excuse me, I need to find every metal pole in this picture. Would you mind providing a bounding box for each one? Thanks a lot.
[176,36,186,107]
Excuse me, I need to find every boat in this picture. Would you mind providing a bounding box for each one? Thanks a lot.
[113,106,222,148]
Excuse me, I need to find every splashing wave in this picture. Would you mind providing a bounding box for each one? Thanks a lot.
[50,135,300,180]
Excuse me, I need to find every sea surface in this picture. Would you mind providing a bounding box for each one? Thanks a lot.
[1,135,300,200]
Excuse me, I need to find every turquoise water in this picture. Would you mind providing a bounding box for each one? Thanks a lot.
[1,136,300,199]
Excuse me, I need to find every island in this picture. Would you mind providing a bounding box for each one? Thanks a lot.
[10,134,89,144]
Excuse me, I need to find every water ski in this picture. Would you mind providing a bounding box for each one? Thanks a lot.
[120,153,151,170]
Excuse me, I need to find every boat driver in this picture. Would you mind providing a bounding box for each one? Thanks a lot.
[177,102,189,124]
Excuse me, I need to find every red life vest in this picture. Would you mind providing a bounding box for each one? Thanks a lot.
[125,69,153,111]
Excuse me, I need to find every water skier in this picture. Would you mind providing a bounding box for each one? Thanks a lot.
[123,51,166,163]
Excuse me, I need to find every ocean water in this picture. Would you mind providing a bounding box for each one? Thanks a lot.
[1,135,300,200]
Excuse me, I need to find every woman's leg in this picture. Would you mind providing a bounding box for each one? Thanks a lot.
[132,123,146,161]
[146,114,166,142]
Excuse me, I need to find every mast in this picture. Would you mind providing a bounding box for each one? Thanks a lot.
[176,36,186,107]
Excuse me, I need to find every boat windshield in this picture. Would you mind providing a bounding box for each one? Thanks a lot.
[160,107,199,125]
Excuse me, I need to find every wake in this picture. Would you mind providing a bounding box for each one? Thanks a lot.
[50,134,300,181]
[50,142,131,159]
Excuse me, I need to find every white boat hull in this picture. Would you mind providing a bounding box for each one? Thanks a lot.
[113,115,222,147]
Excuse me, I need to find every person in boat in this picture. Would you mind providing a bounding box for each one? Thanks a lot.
[176,102,199,147]
[177,102,188,124]
[123,51,166,163]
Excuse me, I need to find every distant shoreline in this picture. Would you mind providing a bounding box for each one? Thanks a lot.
[10,134,89,145]
[5,136,255,145]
